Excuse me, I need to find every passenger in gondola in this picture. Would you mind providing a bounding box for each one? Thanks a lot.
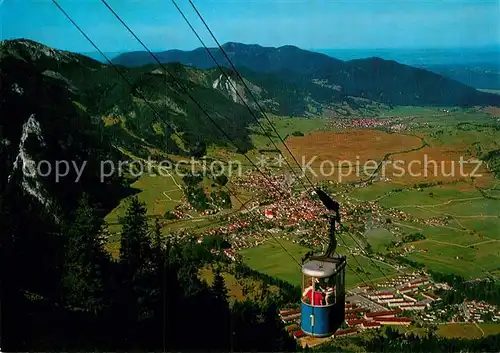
[324,285,336,305]
[302,279,324,306]
[318,278,335,305]
[302,279,314,297]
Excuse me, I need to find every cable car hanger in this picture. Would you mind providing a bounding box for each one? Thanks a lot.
[302,188,341,263]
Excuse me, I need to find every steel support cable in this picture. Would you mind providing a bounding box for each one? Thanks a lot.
[345,230,392,283]
[186,0,316,190]
[53,0,302,269]
[337,234,377,288]
[99,0,299,202]
[170,0,309,192]
[51,0,257,217]
[183,1,394,285]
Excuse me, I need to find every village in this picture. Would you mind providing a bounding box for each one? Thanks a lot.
[324,117,417,133]
[278,273,500,346]
[159,167,461,273]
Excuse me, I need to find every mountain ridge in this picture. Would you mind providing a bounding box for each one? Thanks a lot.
[111,41,500,107]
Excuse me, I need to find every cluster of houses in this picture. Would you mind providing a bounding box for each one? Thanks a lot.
[346,308,412,328]
[232,173,293,199]
[280,300,415,343]
[363,276,444,312]
[461,300,500,323]
[326,118,392,130]
[262,192,326,226]
[325,116,415,133]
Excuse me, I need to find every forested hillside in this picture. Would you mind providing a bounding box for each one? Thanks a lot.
[1,39,256,159]
[0,38,299,351]
[1,194,298,350]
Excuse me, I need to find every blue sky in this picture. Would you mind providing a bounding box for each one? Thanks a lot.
[1,0,499,52]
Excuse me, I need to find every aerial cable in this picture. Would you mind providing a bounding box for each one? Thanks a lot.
[51,0,249,214]
[184,0,397,289]
[186,0,317,190]
[344,231,392,283]
[185,2,392,284]
[183,1,387,284]
[170,0,309,192]
[337,234,377,288]
[187,0,392,288]
[99,0,298,201]
[52,0,302,269]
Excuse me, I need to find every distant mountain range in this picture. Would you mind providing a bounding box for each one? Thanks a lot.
[112,42,500,107]
[313,47,500,90]
[86,46,500,90]
[419,64,500,91]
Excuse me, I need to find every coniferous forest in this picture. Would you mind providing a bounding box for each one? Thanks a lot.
[1,192,297,351]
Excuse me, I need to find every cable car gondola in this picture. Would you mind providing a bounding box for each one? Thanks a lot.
[300,189,346,337]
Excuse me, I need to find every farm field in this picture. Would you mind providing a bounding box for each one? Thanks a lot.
[285,129,423,182]
[379,106,449,117]
[348,182,402,202]
[239,238,308,285]
[437,323,500,339]
[239,238,399,288]
[383,146,493,186]
[365,228,395,253]
[378,184,484,209]
[104,174,184,229]
[287,130,422,164]
[391,215,499,278]
[249,116,328,150]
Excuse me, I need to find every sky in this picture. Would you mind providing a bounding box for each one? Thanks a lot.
[1,0,499,53]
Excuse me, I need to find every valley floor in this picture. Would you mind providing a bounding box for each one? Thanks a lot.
[105,106,500,285]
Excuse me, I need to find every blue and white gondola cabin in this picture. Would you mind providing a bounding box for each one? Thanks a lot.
[300,189,347,337]
[300,255,346,337]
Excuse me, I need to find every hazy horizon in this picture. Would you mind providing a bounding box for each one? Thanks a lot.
[3,0,499,53]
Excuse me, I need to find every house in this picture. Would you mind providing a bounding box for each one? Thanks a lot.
[282,313,301,322]
[374,317,412,326]
[365,309,402,320]
[378,297,405,304]
[345,308,365,314]
[403,293,418,302]
[223,249,236,261]
[293,330,306,339]
[362,322,381,329]
[345,313,360,320]
[367,291,394,300]
[280,308,300,317]
[422,293,440,301]
[398,286,417,294]
[400,304,427,311]
[334,328,358,337]
[409,279,430,287]
[346,319,365,327]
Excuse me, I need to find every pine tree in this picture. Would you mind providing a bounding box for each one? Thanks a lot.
[151,218,164,267]
[119,197,151,273]
[212,270,228,303]
[62,193,109,314]
[118,196,153,332]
